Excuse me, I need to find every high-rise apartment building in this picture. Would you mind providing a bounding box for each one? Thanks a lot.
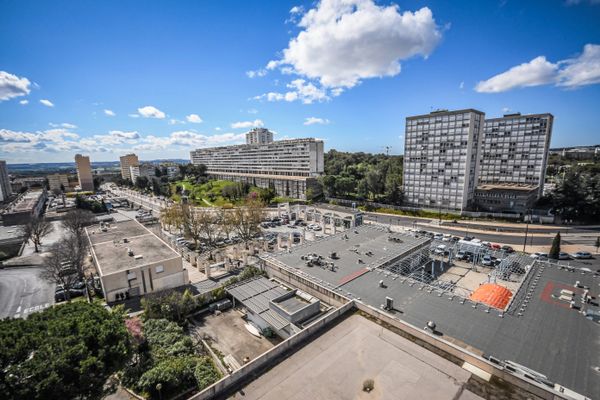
[0,161,12,202]
[47,173,69,192]
[403,109,484,212]
[190,131,324,200]
[130,163,156,182]
[120,153,139,181]
[246,128,273,145]
[474,113,553,213]
[75,154,94,191]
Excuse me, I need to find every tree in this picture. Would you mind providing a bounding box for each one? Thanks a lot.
[549,232,561,259]
[160,204,184,233]
[232,197,265,245]
[0,302,132,400]
[219,208,237,239]
[23,216,54,252]
[41,241,81,301]
[595,236,600,254]
[135,176,150,190]
[62,209,95,238]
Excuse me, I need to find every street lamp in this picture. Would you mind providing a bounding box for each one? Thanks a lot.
[522,209,533,252]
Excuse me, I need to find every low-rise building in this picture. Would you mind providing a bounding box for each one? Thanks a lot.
[1,190,47,226]
[129,163,156,182]
[86,219,188,302]
[474,184,538,214]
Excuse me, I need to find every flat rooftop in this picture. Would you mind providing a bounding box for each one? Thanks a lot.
[476,184,538,192]
[274,295,308,314]
[267,229,600,398]
[235,314,482,400]
[308,203,363,215]
[87,220,179,275]
[267,225,430,288]
[3,190,44,214]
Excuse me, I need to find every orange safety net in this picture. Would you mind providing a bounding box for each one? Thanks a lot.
[470,283,513,309]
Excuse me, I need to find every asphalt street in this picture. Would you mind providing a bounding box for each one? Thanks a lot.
[0,267,55,319]
[365,214,595,248]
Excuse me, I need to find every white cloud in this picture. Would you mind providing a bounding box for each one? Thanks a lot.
[231,119,264,129]
[19,100,29,105]
[247,108,258,114]
[168,118,185,125]
[40,99,54,107]
[502,107,511,113]
[304,117,330,125]
[459,81,464,90]
[0,71,31,101]
[475,56,558,93]
[246,69,267,78]
[268,0,442,89]
[255,79,330,104]
[137,105,166,119]
[557,44,600,87]
[94,130,140,145]
[104,109,116,116]
[129,113,140,118]
[215,127,222,131]
[186,114,203,123]
[475,44,600,92]
[134,131,246,151]
[49,122,77,129]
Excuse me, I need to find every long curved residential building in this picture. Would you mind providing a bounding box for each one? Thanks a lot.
[190,128,324,200]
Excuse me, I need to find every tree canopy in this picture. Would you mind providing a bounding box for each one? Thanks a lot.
[0,302,131,400]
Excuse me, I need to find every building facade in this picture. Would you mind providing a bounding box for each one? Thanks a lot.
[0,161,12,202]
[47,173,69,192]
[129,163,156,182]
[75,154,94,191]
[190,133,324,200]
[246,127,274,145]
[479,113,553,198]
[120,153,139,181]
[403,109,484,212]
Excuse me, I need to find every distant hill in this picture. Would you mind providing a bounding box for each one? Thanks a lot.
[7,159,189,174]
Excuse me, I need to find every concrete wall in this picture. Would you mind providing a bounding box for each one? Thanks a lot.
[270,290,321,325]
[262,258,350,308]
[189,300,355,400]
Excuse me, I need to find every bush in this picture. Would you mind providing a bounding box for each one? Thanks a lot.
[141,288,198,324]
[363,378,375,392]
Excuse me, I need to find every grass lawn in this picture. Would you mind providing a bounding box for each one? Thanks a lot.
[171,180,244,207]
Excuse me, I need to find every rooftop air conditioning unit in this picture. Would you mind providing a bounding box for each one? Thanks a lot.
[127,248,133,256]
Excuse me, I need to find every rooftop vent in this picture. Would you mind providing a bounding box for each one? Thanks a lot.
[134,254,143,260]
[127,247,133,256]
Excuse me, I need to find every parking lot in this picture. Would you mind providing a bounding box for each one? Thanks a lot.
[0,267,55,319]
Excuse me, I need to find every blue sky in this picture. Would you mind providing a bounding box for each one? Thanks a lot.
[1,0,599,163]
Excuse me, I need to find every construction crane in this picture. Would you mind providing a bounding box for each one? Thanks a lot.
[382,146,392,156]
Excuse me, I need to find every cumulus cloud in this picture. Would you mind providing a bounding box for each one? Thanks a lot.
[304,117,330,125]
[0,71,31,101]
[129,113,140,118]
[251,0,441,103]
[230,119,264,129]
[168,119,185,125]
[254,79,329,104]
[104,109,116,116]
[475,43,600,92]
[134,131,246,151]
[94,130,140,145]
[475,56,558,93]
[19,100,29,105]
[137,105,166,119]
[186,114,203,123]
[40,99,54,107]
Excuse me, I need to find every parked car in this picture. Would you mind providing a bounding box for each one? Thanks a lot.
[571,251,593,259]
[558,252,571,260]
[490,243,501,250]
[481,255,493,266]
[463,236,474,241]
[530,252,548,260]
[456,250,466,260]
[55,287,85,302]
[433,244,447,255]
[501,245,514,253]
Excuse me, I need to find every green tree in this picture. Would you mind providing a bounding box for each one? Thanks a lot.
[0,302,131,400]
[549,232,561,259]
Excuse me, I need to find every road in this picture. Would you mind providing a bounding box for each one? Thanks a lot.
[0,267,55,319]
[365,213,597,248]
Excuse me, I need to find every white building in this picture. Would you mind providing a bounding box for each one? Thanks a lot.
[246,128,273,145]
[190,131,324,200]
[403,109,484,212]
[130,163,156,182]
[120,153,139,182]
[75,154,94,192]
[0,161,12,202]
[479,113,553,198]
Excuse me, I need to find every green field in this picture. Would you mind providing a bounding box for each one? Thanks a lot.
[171,179,283,207]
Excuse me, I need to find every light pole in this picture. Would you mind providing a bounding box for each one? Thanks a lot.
[522,209,532,252]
